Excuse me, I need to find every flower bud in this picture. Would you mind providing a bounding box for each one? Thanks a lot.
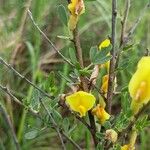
[105,129,118,143]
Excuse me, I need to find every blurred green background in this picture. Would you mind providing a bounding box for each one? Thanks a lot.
[0,0,150,149]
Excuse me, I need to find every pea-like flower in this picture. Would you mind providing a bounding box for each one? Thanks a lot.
[129,56,150,114]
[99,39,111,50]
[68,0,85,30]
[66,91,96,117]
[92,104,110,124]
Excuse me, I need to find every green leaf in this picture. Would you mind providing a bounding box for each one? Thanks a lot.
[90,45,112,65]
[121,92,131,113]
[30,89,40,111]
[69,47,78,64]
[90,46,98,62]
[25,130,38,140]
[62,118,70,133]
[57,5,68,26]
[94,55,112,65]
[43,72,57,96]
[57,35,70,40]
[58,71,72,83]
[96,143,104,150]
[96,132,105,139]
[135,115,150,131]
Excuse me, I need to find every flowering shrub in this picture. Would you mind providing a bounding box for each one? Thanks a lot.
[0,0,150,150]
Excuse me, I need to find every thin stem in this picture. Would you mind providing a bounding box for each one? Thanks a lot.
[39,99,66,150]
[0,84,39,117]
[0,105,20,150]
[72,26,97,146]
[0,57,52,99]
[128,3,150,38]
[0,84,81,150]
[120,0,130,46]
[28,10,74,67]
[73,28,84,68]
[107,0,117,114]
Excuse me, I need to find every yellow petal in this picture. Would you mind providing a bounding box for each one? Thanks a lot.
[121,144,135,150]
[78,105,86,117]
[66,91,96,117]
[99,107,110,124]
[138,56,150,69]
[129,57,150,104]
[79,91,96,110]
[99,39,111,50]
[121,145,130,150]
[92,105,110,124]
[68,0,85,16]
[101,75,109,93]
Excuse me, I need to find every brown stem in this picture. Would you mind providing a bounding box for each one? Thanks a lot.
[73,28,84,68]
[120,0,130,46]
[107,0,117,114]
[72,26,98,146]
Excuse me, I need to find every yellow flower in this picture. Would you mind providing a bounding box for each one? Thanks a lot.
[99,39,111,50]
[121,144,134,150]
[129,56,150,114]
[99,39,111,70]
[101,74,109,94]
[66,91,96,117]
[68,0,85,30]
[105,129,118,143]
[92,104,110,124]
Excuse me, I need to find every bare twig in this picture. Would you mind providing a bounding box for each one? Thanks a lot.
[107,0,117,114]
[0,57,52,99]
[0,84,39,117]
[127,3,150,39]
[0,105,20,150]
[115,2,150,71]
[27,10,74,67]
[39,99,66,150]
[120,0,130,46]
[73,28,84,68]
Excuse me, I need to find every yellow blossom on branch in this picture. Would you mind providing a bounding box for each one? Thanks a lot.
[99,39,111,50]
[92,104,110,124]
[66,91,95,117]
[101,74,109,94]
[129,56,150,114]
[121,144,135,150]
[68,0,85,30]
[98,38,111,71]
[121,130,137,150]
